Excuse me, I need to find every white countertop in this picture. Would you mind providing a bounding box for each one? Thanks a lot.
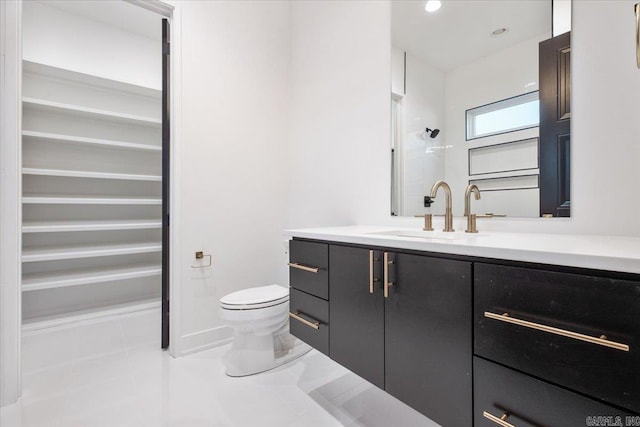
[284,226,640,275]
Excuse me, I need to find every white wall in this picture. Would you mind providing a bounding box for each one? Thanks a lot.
[391,46,404,96]
[568,0,640,237]
[288,0,640,238]
[396,51,445,216]
[287,1,390,228]
[553,0,572,36]
[174,0,291,353]
[22,1,160,89]
[0,0,22,407]
[444,34,548,217]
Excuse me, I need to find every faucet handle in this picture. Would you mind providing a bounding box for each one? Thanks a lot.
[413,214,435,231]
[465,214,478,233]
[424,196,434,207]
[423,214,434,231]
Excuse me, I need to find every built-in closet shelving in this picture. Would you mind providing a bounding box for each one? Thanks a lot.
[21,60,163,330]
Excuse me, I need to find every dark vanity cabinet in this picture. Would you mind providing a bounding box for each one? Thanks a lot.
[289,237,640,426]
[474,263,640,423]
[291,241,472,427]
[475,263,640,414]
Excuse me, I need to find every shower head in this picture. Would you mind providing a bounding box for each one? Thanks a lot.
[425,128,440,138]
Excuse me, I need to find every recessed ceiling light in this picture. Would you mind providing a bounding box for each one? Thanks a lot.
[491,28,508,37]
[425,0,442,13]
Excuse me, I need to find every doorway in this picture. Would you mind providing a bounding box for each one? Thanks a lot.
[19,0,171,377]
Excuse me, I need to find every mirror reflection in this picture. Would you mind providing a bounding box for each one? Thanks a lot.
[391,0,571,218]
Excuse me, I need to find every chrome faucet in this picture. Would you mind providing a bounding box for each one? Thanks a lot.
[429,180,454,232]
[464,184,481,233]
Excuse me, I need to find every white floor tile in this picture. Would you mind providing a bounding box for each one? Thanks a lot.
[21,363,72,404]
[73,320,126,360]
[22,328,76,374]
[3,315,441,427]
[69,351,130,389]
[120,311,161,349]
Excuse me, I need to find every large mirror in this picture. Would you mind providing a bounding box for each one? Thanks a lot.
[391,0,571,218]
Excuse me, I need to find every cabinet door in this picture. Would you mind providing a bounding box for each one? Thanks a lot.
[329,245,384,389]
[385,253,472,427]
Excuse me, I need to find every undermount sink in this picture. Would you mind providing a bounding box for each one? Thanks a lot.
[367,229,486,240]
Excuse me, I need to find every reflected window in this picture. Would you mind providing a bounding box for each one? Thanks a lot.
[466,91,539,140]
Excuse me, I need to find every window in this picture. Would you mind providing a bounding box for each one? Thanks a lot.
[466,91,539,140]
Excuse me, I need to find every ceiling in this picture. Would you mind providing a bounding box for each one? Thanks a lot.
[392,0,552,71]
[42,0,161,41]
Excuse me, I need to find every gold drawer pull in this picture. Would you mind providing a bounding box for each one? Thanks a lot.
[483,411,516,427]
[369,250,375,293]
[383,252,394,298]
[484,311,630,352]
[289,311,320,330]
[636,3,640,69]
[288,262,319,273]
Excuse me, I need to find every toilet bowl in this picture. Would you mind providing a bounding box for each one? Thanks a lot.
[219,284,311,377]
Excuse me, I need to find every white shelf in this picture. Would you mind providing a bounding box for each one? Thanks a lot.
[22,264,161,291]
[23,131,161,152]
[22,298,161,333]
[22,242,162,263]
[23,167,161,182]
[23,60,162,99]
[23,195,162,205]
[23,220,161,233]
[23,97,162,127]
[21,57,162,332]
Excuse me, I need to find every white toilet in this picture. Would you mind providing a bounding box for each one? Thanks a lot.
[219,284,311,377]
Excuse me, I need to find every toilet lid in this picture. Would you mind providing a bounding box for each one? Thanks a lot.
[220,284,289,309]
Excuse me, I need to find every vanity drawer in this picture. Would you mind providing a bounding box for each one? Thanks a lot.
[474,357,634,427]
[475,263,640,412]
[289,240,329,300]
[289,287,329,355]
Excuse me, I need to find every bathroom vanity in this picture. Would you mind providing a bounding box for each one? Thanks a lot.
[286,226,640,427]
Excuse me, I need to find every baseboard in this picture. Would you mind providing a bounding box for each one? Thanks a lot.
[178,326,233,356]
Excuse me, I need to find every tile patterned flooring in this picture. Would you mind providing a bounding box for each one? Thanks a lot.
[1,311,439,426]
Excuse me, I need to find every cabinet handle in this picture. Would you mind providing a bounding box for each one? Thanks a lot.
[288,262,319,274]
[484,311,630,352]
[369,250,375,293]
[289,311,320,330]
[383,252,394,298]
[636,3,640,69]
[483,411,516,427]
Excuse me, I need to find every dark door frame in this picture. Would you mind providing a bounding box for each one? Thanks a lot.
[161,18,171,349]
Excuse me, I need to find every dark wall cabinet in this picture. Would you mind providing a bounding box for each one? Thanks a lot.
[289,238,640,425]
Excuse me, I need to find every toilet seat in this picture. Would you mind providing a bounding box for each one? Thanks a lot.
[220,284,289,310]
